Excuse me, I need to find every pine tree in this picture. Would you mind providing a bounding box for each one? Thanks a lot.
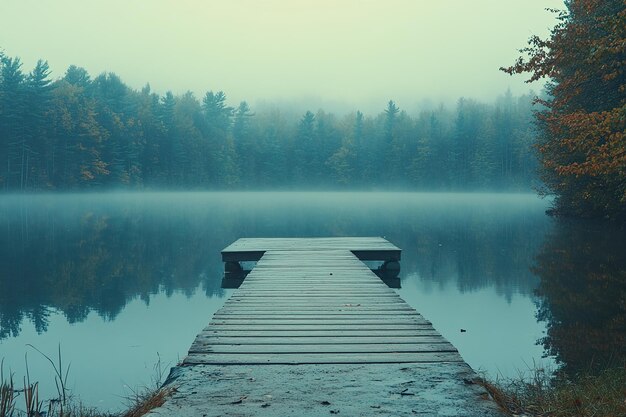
[0,56,27,189]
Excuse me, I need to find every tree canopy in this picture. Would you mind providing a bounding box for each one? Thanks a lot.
[503,0,626,220]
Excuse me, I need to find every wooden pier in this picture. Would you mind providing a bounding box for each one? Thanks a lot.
[188,237,460,365]
[149,238,503,416]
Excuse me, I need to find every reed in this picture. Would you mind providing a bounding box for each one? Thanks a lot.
[0,359,16,417]
[1,348,173,417]
[22,355,42,417]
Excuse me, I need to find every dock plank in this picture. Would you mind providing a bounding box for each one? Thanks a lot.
[189,342,458,354]
[198,329,442,337]
[203,324,434,331]
[184,352,463,364]
[221,237,402,262]
[190,335,447,345]
[213,310,422,320]
[209,319,430,325]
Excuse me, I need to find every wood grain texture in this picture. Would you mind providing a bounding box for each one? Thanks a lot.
[188,342,458,354]
[190,335,447,345]
[183,352,463,364]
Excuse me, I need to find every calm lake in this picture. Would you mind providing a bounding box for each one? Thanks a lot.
[1,192,624,411]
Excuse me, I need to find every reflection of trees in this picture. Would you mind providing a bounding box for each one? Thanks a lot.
[0,201,230,340]
[404,220,544,300]
[0,194,552,340]
[389,202,551,300]
[235,196,550,300]
[534,220,626,375]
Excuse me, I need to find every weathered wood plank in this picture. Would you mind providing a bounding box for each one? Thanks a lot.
[198,329,442,337]
[209,318,430,325]
[218,303,415,314]
[213,310,423,320]
[203,324,434,331]
[228,294,401,299]
[237,285,390,290]
[222,237,400,250]
[184,352,463,365]
[242,276,380,280]
[190,336,447,345]
[188,342,458,354]
[233,288,397,292]
[220,301,415,308]
[222,237,401,262]
[223,301,409,307]
[230,292,399,296]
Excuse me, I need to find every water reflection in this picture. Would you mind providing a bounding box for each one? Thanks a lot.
[3,192,621,407]
[0,195,229,340]
[0,192,550,342]
[533,220,626,376]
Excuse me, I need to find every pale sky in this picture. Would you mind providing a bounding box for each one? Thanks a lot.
[0,0,564,112]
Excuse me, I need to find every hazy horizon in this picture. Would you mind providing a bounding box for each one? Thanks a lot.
[1,0,564,112]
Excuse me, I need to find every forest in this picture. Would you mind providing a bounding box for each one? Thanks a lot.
[0,54,538,191]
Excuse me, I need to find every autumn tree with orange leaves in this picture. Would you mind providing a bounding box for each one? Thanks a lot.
[503,0,626,219]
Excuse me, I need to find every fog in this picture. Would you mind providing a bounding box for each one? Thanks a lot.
[1,0,564,111]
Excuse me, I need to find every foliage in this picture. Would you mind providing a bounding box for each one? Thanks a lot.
[502,0,626,220]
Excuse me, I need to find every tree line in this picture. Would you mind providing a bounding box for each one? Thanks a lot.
[0,53,539,191]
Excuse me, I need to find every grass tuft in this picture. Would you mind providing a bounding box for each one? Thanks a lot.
[478,366,626,417]
[121,386,175,417]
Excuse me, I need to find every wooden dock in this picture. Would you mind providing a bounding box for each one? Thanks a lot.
[149,238,503,416]
[188,238,460,365]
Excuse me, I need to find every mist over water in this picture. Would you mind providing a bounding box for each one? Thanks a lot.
[1,191,624,410]
[0,191,559,409]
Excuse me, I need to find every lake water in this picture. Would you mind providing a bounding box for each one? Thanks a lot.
[1,192,624,411]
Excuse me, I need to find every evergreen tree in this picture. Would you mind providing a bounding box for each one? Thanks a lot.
[158,91,176,184]
[0,56,28,189]
[64,65,91,88]
[202,90,236,185]
[293,111,316,185]
[25,60,53,188]
[233,101,256,186]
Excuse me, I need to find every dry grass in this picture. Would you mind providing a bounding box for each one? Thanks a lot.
[121,386,175,417]
[478,367,626,417]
